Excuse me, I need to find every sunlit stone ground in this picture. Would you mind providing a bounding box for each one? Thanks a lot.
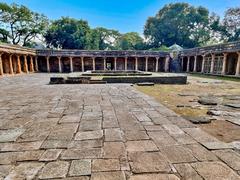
[0,73,239,179]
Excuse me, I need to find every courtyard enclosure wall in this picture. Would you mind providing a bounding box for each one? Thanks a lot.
[0,41,240,77]
[180,41,240,76]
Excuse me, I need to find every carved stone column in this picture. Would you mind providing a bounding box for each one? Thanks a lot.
[145,57,148,72]
[114,57,117,71]
[57,57,62,73]
[35,56,39,72]
[193,56,197,72]
[155,57,159,72]
[70,57,73,72]
[17,55,21,73]
[135,57,138,71]
[103,57,106,71]
[30,56,34,72]
[9,54,14,74]
[81,57,84,72]
[92,57,95,71]
[0,53,3,76]
[236,52,240,76]
[186,56,190,72]
[201,55,205,73]
[46,56,50,73]
[210,54,215,74]
[165,56,170,72]
[221,53,227,75]
[125,57,127,71]
[23,55,29,73]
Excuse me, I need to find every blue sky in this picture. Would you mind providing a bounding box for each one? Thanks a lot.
[2,0,240,34]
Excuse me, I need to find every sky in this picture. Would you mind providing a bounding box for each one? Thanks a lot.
[2,0,240,35]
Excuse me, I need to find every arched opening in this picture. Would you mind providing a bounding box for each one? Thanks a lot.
[2,53,11,74]
[37,56,48,72]
[182,57,188,72]
[226,53,238,75]
[106,57,114,70]
[116,57,125,70]
[127,57,135,70]
[158,57,165,72]
[49,57,59,72]
[72,57,82,72]
[196,56,203,72]
[83,57,93,71]
[147,57,156,72]
[138,57,146,71]
[189,56,195,72]
[95,57,104,70]
[61,57,71,73]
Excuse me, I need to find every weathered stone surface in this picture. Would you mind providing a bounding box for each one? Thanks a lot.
[1,141,43,152]
[68,139,103,149]
[91,171,126,180]
[61,148,102,160]
[38,161,69,179]
[187,117,211,124]
[132,112,152,122]
[92,159,120,172]
[201,141,233,150]
[39,149,62,161]
[0,128,24,142]
[69,160,91,176]
[175,163,203,180]
[41,140,69,149]
[79,120,102,131]
[198,97,218,105]
[162,124,185,135]
[160,145,197,163]
[59,115,80,123]
[213,149,240,171]
[129,151,171,173]
[129,174,180,180]
[148,131,178,147]
[144,125,163,131]
[191,161,240,180]
[124,130,149,140]
[104,128,123,142]
[75,130,103,141]
[0,165,13,178]
[5,162,44,180]
[225,103,240,108]
[103,142,126,158]
[183,128,218,143]
[48,123,78,140]
[126,140,158,152]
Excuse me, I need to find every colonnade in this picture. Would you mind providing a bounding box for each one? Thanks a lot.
[181,52,240,76]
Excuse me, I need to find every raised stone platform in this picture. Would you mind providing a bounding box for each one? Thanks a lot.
[50,71,187,84]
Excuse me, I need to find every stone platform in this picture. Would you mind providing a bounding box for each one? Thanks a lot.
[0,74,239,179]
[50,71,187,84]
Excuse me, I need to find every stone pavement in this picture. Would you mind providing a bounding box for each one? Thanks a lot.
[0,74,240,180]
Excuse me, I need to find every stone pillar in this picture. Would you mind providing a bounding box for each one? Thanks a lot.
[30,56,34,72]
[92,57,95,71]
[57,57,62,73]
[0,53,3,76]
[9,54,14,74]
[164,56,170,72]
[221,53,227,75]
[193,56,197,72]
[70,57,73,72]
[103,57,106,71]
[210,54,215,74]
[114,57,117,71]
[236,52,240,76]
[125,57,127,71]
[145,57,148,72]
[46,56,50,73]
[155,57,159,72]
[35,56,39,72]
[186,56,190,72]
[24,55,29,73]
[17,55,21,74]
[201,55,205,73]
[81,57,84,72]
[135,57,138,71]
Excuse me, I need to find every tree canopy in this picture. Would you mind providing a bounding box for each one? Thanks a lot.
[117,32,145,50]
[0,2,48,46]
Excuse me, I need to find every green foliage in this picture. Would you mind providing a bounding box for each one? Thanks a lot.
[45,17,91,49]
[117,32,145,50]
[144,3,211,48]
[0,2,49,46]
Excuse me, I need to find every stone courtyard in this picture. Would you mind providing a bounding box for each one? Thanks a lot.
[0,74,240,180]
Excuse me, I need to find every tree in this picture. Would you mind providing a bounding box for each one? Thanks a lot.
[117,32,145,50]
[88,27,121,50]
[0,3,48,46]
[144,3,211,48]
[223,8,240,41]
[45,17,91,49]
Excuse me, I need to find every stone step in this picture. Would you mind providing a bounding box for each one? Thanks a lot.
[89,80,107,84]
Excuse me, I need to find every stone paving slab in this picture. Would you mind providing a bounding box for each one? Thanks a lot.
[0,74,239,179]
